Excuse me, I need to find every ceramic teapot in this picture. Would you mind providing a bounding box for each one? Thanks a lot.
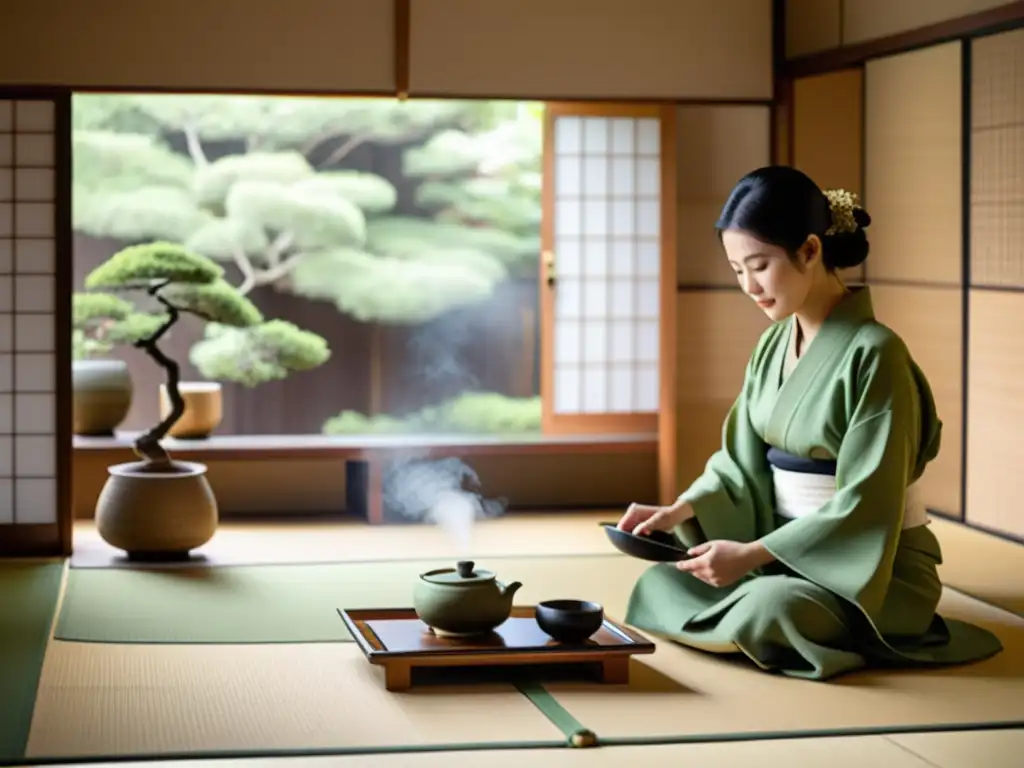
[413,560,523,637]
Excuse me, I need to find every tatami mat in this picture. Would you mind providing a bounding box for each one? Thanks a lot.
[24,642,565,760]
[542,589,1024,742]
[54,555,649,644]
[890,727,1024,768]
[70,512,619,569]
[930,516,1024,617]
[17,728,1024,768]
[0,561,64,764]
[29,575,1024,762]
[24,513,1022,767]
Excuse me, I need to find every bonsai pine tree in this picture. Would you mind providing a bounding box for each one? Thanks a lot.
[83,241,328,465]
[72,292,167,360]
[188,319,330,387]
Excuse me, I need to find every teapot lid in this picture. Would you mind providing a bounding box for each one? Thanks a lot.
[421,560,496,586]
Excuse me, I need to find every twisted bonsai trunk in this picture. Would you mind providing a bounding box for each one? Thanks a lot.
[132,287,185,466]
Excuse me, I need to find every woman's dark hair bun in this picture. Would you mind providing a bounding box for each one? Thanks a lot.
[716,166,872,271]
[820,228,869,270]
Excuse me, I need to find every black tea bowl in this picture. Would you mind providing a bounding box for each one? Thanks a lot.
[535,599,604,643]
[600,521,691,562]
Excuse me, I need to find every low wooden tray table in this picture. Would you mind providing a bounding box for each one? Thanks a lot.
[338,606,656,691]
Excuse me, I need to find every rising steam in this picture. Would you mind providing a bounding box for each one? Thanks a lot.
[380,272,522,547]
[381,455,508,551]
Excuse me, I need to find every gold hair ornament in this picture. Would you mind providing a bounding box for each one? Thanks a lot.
[823,189,860,235]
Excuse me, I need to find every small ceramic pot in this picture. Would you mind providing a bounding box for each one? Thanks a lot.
[72,359,133,436]
[159,381,223,439]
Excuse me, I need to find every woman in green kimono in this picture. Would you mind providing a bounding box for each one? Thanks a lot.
[619,166,1003,680]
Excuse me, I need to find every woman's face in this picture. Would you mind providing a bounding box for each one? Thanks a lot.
[721,229,818,322]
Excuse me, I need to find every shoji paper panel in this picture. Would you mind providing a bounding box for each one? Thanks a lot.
[965,26,1024,539]
[674,291,768,494]
[966,290,1024,538]
[0,99,59,526]
[786,0,842,58]
[865,43,962,284]
[549,113,664,417]
[970,26,1024,287]
[676,106,771,287]
[870,286,963,516]
[0,0,394,93]
[844,0,1013,45]
[792,68,865,283]
[409,0,773,99]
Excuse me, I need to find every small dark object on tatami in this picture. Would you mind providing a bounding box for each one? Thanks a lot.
[535,599,604,643]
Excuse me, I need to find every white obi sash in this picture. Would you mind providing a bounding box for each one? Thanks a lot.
[770,462,930,530]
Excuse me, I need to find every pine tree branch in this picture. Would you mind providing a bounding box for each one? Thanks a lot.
[252,251,303,288]
[231,247,257,295]
[131,283,181,465]
[318,133,369,168]
[266,231,294,268]
[183,123,209,167]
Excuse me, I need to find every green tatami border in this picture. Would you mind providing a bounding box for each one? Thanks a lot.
[592,718,1024,747]
[516,680,597,747]
[0,562,65,766]
[6,719,1023,767]
[6,739,571,767]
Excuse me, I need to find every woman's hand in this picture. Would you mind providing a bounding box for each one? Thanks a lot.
[617,500,694,537]
[676,540,774,588]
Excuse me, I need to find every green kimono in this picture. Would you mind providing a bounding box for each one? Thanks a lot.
[625,286,1003,680]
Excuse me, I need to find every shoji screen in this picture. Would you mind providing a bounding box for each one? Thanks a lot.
[0,96,62,554]
[966,26,1024,539]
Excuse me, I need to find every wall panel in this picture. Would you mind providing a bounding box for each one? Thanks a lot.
[970,27,1024,287]
[965,290,1024,538]
[792,70,864,196]
[674,292,767,495]
[409,0,773,99]
[0,0,395,93]
[0,97,62,554]
[864,43,962,284]
[676,106,772,287]
[786,0,842,58]
[843,0,1015,45]
[792,68,865,283]
[870,286,963,516]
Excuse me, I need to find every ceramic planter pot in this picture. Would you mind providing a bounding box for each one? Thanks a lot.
[72,359,133,436]
[95,460,218,560]
[160,381,223,439]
